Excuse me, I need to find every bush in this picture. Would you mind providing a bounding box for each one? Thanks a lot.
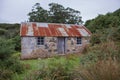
[0,38,24,80]
[80,53,98,66]
[0,38,15,60]
[73,58,120,80]
[0,28,7,35]
[12,35,21,51]
[92,41,119,60]
[87,41,119,60]
[0,69,13,80]
[5,58,25,74]
[0,58,25,80]
[90,33,101,45]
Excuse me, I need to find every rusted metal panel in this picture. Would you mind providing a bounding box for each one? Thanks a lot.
[20,23,28,36]
[69,26,81,37]
[32,23,39,36]
[20,22,91,37]
[44,27,51,36]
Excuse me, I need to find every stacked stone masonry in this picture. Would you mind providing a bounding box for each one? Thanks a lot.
[21,37,89,59]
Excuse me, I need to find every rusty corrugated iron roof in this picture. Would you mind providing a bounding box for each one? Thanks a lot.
[20,22,91,37]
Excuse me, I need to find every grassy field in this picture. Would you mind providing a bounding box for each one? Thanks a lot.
[12,54,80,80]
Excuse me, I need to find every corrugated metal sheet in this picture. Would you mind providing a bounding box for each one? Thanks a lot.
[20,22,91,37]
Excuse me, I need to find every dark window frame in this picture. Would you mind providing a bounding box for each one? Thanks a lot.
[37,37,44,45]
[76,37,82,45]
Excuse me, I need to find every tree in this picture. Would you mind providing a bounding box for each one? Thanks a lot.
[48,3,67,23]
[28,3,83,24]
[28,3,49,22]
[65,7,82,24]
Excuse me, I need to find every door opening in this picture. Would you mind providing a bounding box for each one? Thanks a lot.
[57,37,66,54]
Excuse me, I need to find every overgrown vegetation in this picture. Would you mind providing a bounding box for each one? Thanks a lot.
[23,55,79,80]
[0,38,24,80]
[0,5,120,80]
[78,8,120,80]
[0,24,24,80]
[73,58,120,80]
[85,9,120,33]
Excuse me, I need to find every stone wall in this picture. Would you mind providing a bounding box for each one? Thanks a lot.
[21,37,89,59]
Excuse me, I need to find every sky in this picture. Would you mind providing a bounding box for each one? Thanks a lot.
[0,0,120,24]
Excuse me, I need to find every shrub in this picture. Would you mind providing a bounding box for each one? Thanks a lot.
[80,53,98,66]
[12,35,21,51]
[7,58,25,74]
[0,38,15,60]
[83,41,120,61]
[0,38,24,80]
[0,58,25,80]
[92,41,119,60]
[90,33,101,45]
[74,58,120,80]
[0,28,7,35]
[0,69,13,80]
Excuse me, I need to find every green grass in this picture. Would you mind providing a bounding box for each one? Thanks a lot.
[12,54,80,80]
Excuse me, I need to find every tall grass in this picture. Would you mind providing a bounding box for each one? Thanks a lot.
[76,58,120,80]
[73,41,120,80]
[23,54,80,80]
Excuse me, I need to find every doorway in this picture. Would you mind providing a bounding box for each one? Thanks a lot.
[57,37,66,54]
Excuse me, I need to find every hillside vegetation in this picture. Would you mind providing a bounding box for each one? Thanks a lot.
[0,24,24,80]
[0,8,120,80]
[85,8,120,33]
[85,9,120,45]
[0,23,21,51]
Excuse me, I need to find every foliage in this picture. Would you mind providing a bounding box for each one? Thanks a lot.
[0,23,21,51]
[0,38,23,80]
[23,55,79,80]
[80,53,98,66]
[107,26,120,41]
[28,3,83,24]
[0,38,15,60]
[85,8,120,45]
[85,8,120,33]
[12,35,21,51]
[81,41,120,64]
[0,28,7,36]
[0,38,24,80]
[0,53,25,80]
[0,58,24,73]
[28,3,49,22]
[90,26,120,45]
[78,9,120,79]
[0,68,13,80]
[73,58,120,80]
[0,58,25,80]
[90,33,101,45]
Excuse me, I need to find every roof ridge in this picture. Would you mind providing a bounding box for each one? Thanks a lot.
[21,22,83,26]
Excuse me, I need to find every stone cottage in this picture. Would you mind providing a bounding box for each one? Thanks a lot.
[20,22,91,59]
